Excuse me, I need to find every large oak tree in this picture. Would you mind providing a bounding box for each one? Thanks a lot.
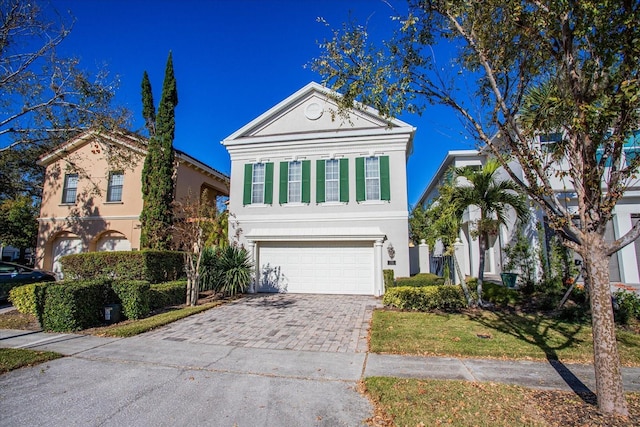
[0,0,128,201]
[313,0,640,416]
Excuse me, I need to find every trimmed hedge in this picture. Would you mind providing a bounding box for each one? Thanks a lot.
[112,280,151,320]
[149,280,187,310]
[383,285,466,311]
[9,282,50,318]
[59,250,185,284]
[42,280,115,332]
[393,273,446,288]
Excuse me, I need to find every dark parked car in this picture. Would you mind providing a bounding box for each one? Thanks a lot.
[0,261,56,301]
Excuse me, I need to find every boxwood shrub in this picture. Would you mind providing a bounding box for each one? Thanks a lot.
[42,280,115,332]
[393,273,446,288]
[149,280,187,310]
[111,280,151,320]
[60,250,185,284]
[383,285,466,312]
[9,282,50,319]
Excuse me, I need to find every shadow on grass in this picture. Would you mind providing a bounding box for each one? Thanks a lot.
[467,309,597,403]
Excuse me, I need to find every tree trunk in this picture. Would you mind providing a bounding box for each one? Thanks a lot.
[453,253,473,306]
[582,239,629,416]
[476,233,486,306]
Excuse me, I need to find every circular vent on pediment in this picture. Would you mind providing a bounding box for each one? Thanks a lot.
[304,102,323,120]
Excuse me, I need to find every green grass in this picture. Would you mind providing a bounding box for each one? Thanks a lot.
[0,348,62,374]
[364,377,640,427]
[370,310,640,366]
[95,301,224,337]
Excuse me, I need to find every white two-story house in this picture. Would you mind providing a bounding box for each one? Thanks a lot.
[222,82,415,296]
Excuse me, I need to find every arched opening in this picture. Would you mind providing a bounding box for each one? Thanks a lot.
[51,232,84,279]
[95,231,132,252]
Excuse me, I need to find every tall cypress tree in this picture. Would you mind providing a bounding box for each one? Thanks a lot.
[139,52,178,250]
[141,71,156,137]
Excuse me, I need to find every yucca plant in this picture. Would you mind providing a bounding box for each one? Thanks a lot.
[218,246,253,296]
[199,246,222,291]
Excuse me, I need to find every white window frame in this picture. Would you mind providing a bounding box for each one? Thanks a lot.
[252,163,265,204]
[364,157,380,201]
[288,161,302,203]
[325,159,339,202]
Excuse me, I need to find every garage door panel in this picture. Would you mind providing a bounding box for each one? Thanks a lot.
[258,241,373,294]
[52,238,84,279]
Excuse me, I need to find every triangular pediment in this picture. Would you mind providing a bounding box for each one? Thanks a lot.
[223,82,412,143]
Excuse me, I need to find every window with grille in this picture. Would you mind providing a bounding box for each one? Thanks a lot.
[62,174,79,204]
[252,163,265,204]
[107,172,124,202]
[323,159,339,202]
[288,161,302,203]
[365,157,380,200]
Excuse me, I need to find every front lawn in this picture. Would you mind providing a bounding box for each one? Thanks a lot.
[370,310,640,366]
[364,377,640,427]
[0,348,62,374]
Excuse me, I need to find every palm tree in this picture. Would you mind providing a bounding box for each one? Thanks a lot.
[451,159,529,306]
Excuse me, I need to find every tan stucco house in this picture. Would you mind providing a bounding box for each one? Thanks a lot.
[223,82,415,296]
[35,130,229,277]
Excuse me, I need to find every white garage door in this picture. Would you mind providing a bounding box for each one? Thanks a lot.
[97,237,131,252]
[258,241,374,294]
[52,238,84,279]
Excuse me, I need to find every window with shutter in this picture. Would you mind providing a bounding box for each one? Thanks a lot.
[243,162,273,205]
[356,156,390,202]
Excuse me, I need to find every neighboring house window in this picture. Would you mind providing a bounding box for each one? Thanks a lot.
[624,129,640,166]
[62,173,79,204]
[316,158,349,203]
[243,162,273,205]
[279,160,310,204]
[539,132,563,153]
[107,171,124,202]
[595,130,640,167]
[355,156,390,202]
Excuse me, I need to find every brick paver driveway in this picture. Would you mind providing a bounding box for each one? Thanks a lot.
[144,293,382,353]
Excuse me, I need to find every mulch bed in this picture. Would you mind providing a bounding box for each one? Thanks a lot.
[528,390,640,427]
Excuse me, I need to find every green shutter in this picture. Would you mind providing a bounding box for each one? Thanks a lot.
[339,158,349,202]
[355,157,365,202]
[316,160,325,203]
[279,162,288,204]
[264,162,274,204]
[243,164,253,205]
[302,160,311,203]
[380,155,390,201]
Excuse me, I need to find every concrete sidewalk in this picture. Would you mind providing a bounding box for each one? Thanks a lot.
[2,328,640,426]
[2,328,640,394]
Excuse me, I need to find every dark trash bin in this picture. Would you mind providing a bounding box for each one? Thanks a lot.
[501,273,518,288]
[104,304,122,324]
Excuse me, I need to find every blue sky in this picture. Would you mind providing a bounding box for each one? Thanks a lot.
[48,0,474,206]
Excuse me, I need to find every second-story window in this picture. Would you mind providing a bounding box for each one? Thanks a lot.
[107,171,124,202]
[356,156,390,202]
[243,162,273,205]
[62,173,79,204]
[325,159,340,202]
[365,157,380,200]
[252,163,265,204]
[288,161,302,203]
